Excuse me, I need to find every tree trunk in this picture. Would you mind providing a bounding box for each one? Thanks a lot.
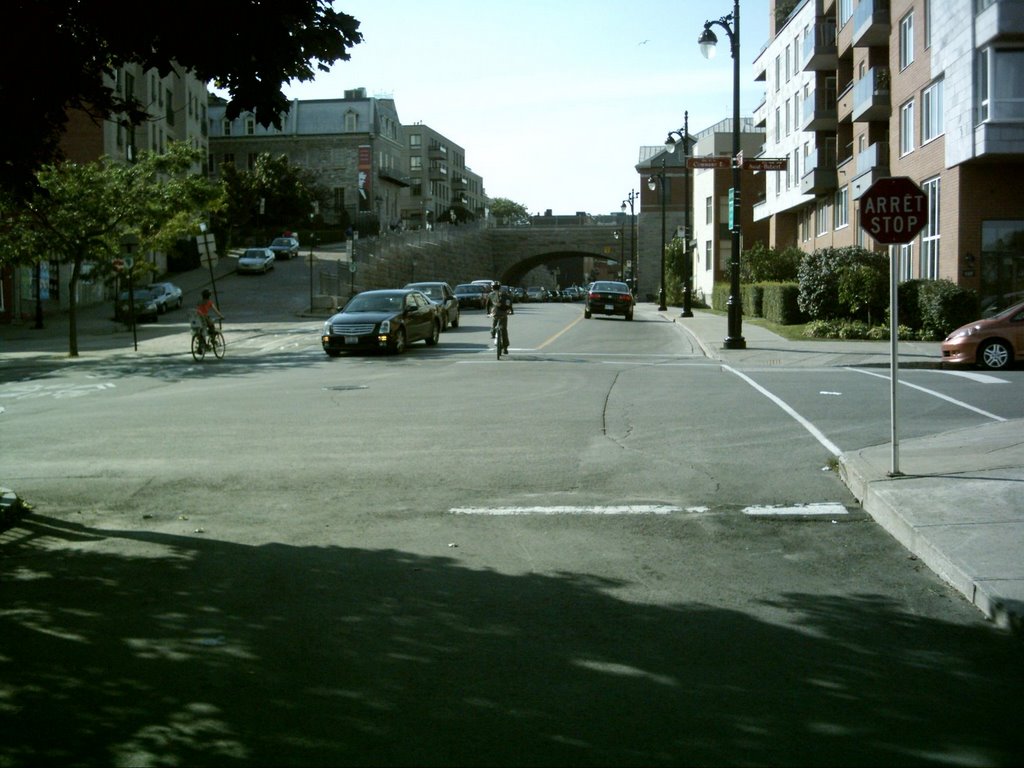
[67,256,82,357]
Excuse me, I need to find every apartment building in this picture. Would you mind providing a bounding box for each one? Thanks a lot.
[207,88,408,232]
[1,62,209,323]
[402,123,487,228]
[754,0,1024,313]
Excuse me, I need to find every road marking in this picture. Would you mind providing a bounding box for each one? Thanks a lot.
[743,503,849,516]
[723,365,842,457]
[935,370,1009,384]
[449,505,684,515]
[850,368,1007,421]
[537,314,584,349]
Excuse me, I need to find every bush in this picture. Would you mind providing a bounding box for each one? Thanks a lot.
[760,282,806,325]
[798,246,888,320]
[741,243,803,283]
[917,279,980,340]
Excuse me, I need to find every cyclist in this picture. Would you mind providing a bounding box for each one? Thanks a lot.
[195,289,223,345]
[487,281,512,354]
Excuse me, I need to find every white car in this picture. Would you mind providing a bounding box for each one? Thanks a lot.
[237,247,275,274]
[147,282,183,313]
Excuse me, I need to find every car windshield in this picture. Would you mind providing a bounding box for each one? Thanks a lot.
[418,287,441,300]
[455,285,480,293]
[271,238,293,246]
[345,294,402,313]
[243,249,267,258]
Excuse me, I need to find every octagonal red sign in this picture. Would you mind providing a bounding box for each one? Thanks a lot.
[859,177,928,245]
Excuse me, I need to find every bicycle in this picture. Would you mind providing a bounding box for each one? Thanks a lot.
[190,314,225,361]
[493,314,509,360]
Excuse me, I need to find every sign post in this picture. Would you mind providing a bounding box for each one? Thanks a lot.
[859,177,929,476]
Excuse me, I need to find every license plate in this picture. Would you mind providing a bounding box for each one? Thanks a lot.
[604,304,614,311]
[344,336,359,344]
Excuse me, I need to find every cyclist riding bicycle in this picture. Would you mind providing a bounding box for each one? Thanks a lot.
[195,289,223,344]
[487,281,512,354]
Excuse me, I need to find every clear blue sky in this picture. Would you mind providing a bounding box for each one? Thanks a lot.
[282,0,770,216]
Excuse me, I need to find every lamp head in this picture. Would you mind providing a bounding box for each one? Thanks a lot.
[647,175,656,191]
[698,26,718,59]
[621,201,627,213]
[665,135,677,153]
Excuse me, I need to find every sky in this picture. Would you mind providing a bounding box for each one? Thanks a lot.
[280,0,770,217]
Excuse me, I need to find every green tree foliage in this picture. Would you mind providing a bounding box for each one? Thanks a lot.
[216,153,328,245]
[838,263,888,325]
[740,242,803,283]
[797,246,888,321]
[0,142,223,356]
[1,0,362,201]
[489,198,530,226]
[663,237,691,305]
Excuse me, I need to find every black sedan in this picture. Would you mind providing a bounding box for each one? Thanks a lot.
[404,281,460,330]
[115,289,160,323]
[321,289,442,356]
[584,280,634,320]
[454,283,489,310]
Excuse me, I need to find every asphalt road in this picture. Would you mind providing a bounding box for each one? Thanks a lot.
[2,264,1022,767]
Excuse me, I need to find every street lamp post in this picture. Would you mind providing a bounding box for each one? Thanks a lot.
[699,0,745,349]
[665,111,693,317]
[621,190,637,294]
[647,160,667,311]
[613,228,625,281]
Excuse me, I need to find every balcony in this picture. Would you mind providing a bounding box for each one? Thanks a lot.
[836,79,855,124]
[976,0,1024,46]
[851,67,890,122]
[850,141,890,199]
[852,0,890,48]
[803,19,838,72]
[800,148,838,195]
[803,86,838,131]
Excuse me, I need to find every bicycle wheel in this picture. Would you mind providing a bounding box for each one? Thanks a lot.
[191,333,205,361]
[211,331,226,359]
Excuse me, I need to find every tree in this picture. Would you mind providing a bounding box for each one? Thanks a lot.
[489,198,530,226]
[0,142,223,356]
[0,0,362,202]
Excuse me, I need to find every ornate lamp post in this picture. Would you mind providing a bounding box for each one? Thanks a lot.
[621,189,637,294]
[613,227,625,281]
[647,161,668,311]
[699,0,745,348]
[665,111,693,318]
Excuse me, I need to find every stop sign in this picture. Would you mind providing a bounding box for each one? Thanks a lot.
[859,176,928,244]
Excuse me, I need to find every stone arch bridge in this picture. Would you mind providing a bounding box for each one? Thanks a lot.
[314,222,631,304]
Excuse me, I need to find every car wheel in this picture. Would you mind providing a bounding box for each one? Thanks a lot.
[584,308,592,319]
[325,349,341,358]
[426,320,440,346]
[625,311,634,321]
[451,309,460,328]
[978,339,1012,370]
[390,327,407,355]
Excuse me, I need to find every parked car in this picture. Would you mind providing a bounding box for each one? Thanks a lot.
[147,282,183,313]
[404,281,460,330]
[268,236,300,260]
[584,280,634,321]
[321,289,442,356]
[116,289,159,323]
[941,298,1024,370]
[454,283,490,310]
[526,286,546,302]
[237,247,275,274]
[512,286,527,303]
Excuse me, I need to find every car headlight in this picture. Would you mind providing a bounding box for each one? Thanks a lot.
[322,320,332,334]
[380,319,391,334]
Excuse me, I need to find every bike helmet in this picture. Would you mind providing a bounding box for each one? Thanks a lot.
[202,289,211,299]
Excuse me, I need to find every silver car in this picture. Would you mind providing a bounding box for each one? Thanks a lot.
[237,247,275,274]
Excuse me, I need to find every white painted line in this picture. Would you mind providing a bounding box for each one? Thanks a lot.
[850,368,1007,421]
[935,370,1009,384]
[449,505,683,515]
[723,365,843,457]
[743,503,849,516]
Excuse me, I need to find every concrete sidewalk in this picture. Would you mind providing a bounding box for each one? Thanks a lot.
[662,306,1024,634]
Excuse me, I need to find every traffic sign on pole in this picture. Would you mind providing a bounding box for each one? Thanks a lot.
[859,176,928,244]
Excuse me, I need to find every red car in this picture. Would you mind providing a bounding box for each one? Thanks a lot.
[584,280,634,321]
[941,299,1024,370]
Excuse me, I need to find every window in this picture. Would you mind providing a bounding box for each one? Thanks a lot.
[207,154,215,174]
[409,133,421,148]
[816,198,829,235]
[222,119,232,136]
[922,80,944,143]
[785,99,791,135]
[978,48,1024,121]
[899,243,914,281]
[840,0,853,26]
[899,12,915,70]
[245,117,255,135]
[705,240,712,271]
[705,196,713,224]
[900,100,915,155]
[924,0,932,48]
[775,107,781,142]
[921,177,941,279]
[793,37,800,76]
[793,92,800,131]
[222,153,234,166]
[775,56,781,91]
[834,186,849,229]
[785,45,791,82]
[410,156,422,171]
[792,148,799,181]
[344,111,358,131]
